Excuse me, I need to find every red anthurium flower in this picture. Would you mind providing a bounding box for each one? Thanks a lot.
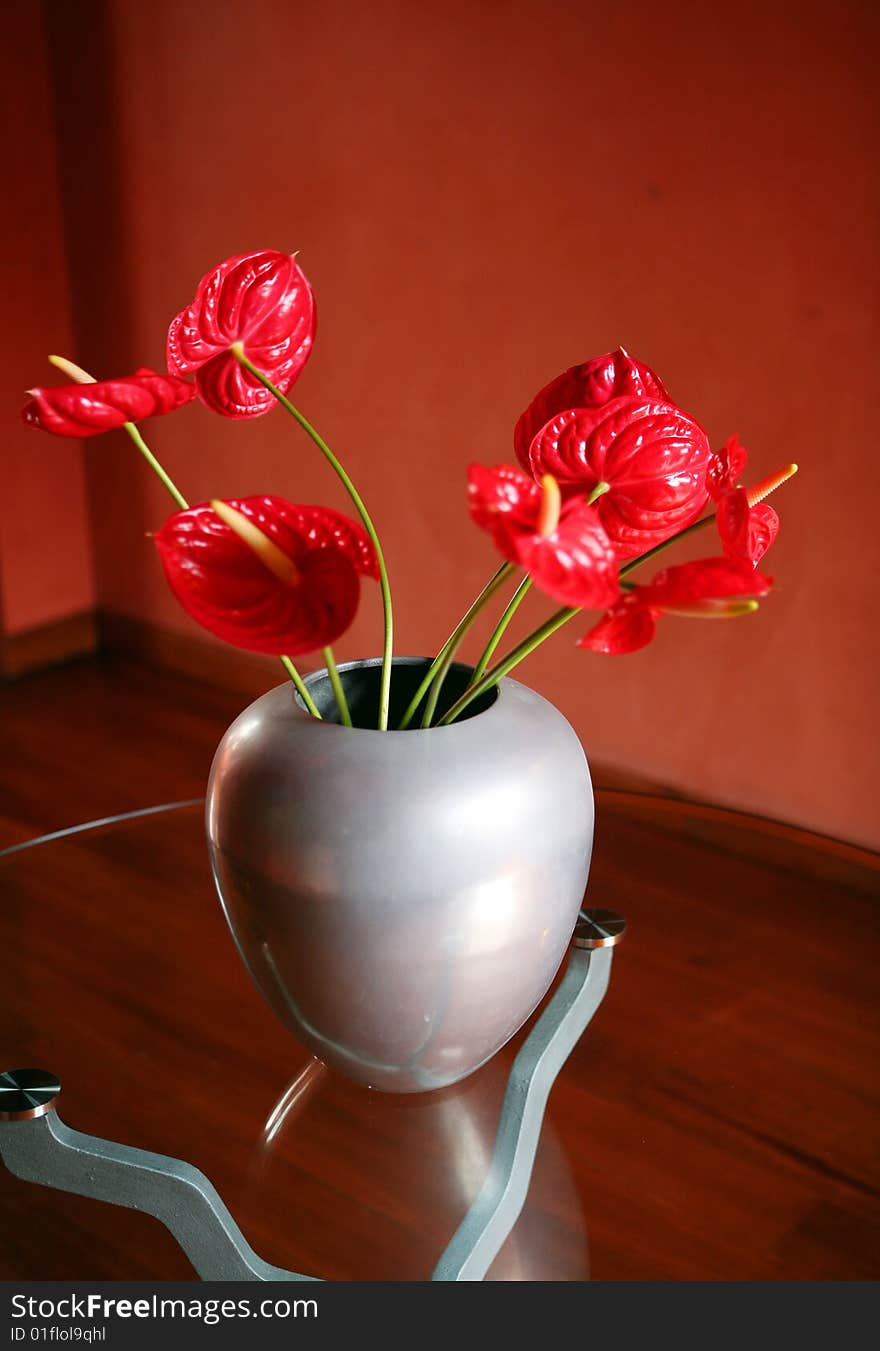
[155,495,375,655]
[467,464,619,609]
[166,250,315,419]
[708,440,794,567]
[526,396,712,559]
[513,349,671,468]
[716,488,780,567]
[21,368,195,438]
[578,556,771,655]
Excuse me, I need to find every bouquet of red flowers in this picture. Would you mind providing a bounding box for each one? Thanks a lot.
[22,248,796,730]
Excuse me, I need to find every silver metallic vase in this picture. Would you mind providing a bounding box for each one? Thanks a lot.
[206,657,594,1092]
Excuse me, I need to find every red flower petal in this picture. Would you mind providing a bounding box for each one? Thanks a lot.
[154,496,363,655]
[637,557,772,609]
[467,463,542,563]
[514,350,670,469]
[516,506,620,610]
[716,489,780,566]
[21,368,196,438]
[528,397,711,559]
[577,595,657,654]
[166,250,315,419]
[580,550,773,655]
[468,464,619,608]
[277,503,379,580]
[707,433,748,502]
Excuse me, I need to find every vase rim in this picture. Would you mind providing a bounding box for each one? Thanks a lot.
[293,654,506,735]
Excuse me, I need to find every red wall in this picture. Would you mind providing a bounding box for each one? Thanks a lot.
[29,0,880,849]
[0,3,95,635]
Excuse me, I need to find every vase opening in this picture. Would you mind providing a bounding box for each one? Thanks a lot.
[298,656,500,729]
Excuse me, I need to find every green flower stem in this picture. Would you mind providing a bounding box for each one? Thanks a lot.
[397,561,516,730]
[418,647,456,728]
[323,646,353,726]
[50,353,316,712]
[122,422,189,510]
[49,354,190,512]
[438,605,577,726]
[232,346,395,731]
[439,510,723,726]
[420,571,531,728]
[467,575,532,691]
[280,656,322,718]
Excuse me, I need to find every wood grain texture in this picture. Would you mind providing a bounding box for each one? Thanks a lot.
[0,654,256,850]
[0,658,877,1280]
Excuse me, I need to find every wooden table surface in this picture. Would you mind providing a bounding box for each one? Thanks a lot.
[1,792,877,1281]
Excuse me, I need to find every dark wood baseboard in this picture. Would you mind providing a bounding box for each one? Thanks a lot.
[0,609,98,679]
[98,609,287,698]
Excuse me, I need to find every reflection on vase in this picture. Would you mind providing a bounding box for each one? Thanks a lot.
[242,1051,590,1281]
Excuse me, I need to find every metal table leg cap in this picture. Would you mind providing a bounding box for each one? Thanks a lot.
[0,1069,61,1121]
[573,909,627,949]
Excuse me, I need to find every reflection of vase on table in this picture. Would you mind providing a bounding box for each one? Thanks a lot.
[246,1049,591,1280]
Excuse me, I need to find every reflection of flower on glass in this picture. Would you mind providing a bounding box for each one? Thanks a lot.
[21,247,798,730]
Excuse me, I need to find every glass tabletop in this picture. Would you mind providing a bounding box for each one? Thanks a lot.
[1,795,877,1281]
